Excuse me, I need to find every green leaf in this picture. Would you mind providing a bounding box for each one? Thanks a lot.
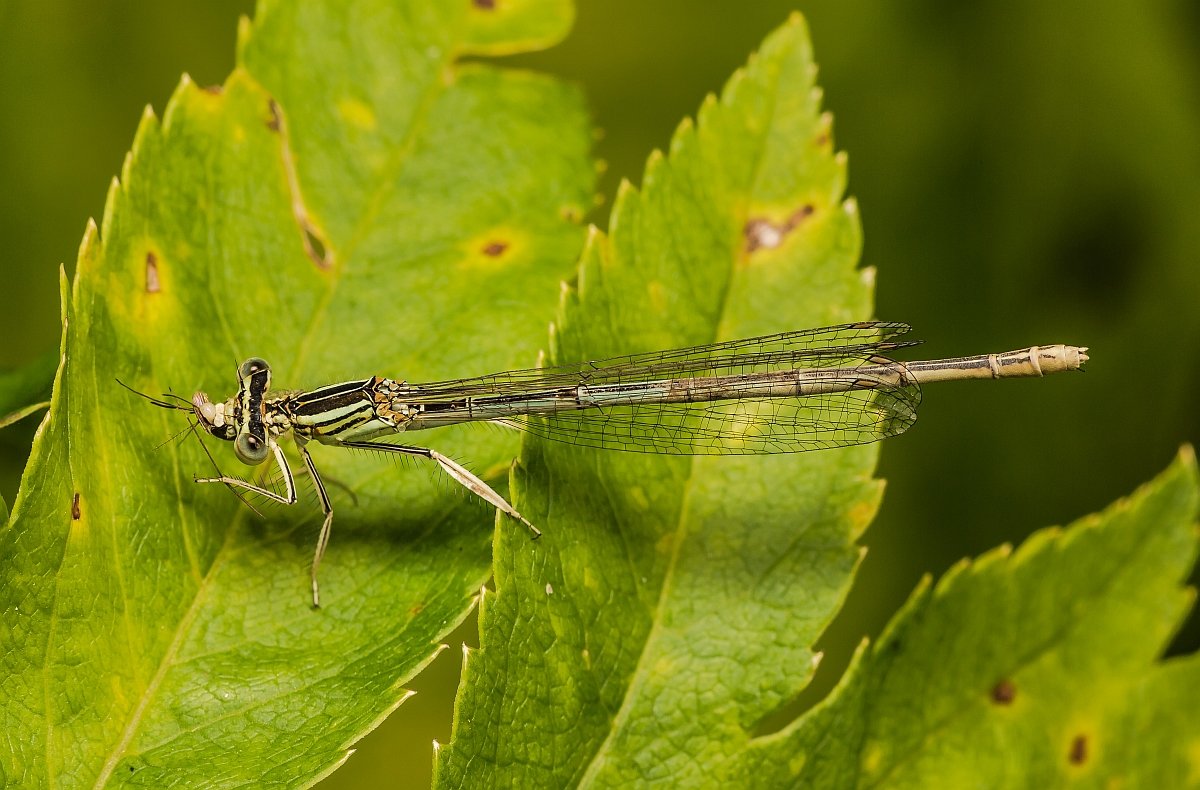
[0,1,591,786]
[0,348,56,430]
[742,448,1200,788]
[436,15,1200,788]
[437,14,881,786]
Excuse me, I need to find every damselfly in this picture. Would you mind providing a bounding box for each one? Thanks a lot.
[125,322,1087,606]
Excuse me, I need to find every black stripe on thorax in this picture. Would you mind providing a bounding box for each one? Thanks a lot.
[287,377,377,418]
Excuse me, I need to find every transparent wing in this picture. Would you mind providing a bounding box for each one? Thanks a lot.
[500,379,921,455]
[404,322,916,400]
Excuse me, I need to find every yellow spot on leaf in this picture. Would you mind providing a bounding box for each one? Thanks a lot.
[461,226,528,267]
[646,280,666,313]
[1186,738,1200,784]
[338,98,377,131]
[847,500,878,530]
[861,741,883,775]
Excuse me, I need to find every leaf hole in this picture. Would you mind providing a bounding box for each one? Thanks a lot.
[481,240,508,257]
[1068,734,1088,765]
[743,204,815,253]
[145,252,161,293]
[303,225,330,269]
[990,679,1016,705]
[266,98,281,132]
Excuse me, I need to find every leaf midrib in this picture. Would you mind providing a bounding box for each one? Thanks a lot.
[284,54,454,384]
[574,62,784,787]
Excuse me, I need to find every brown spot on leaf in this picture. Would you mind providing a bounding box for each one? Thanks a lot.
[409,602,425,616]
[990,680,1016,705]
[303,226,329,268]
[1068,734,1088,765]
[145,252,161,293]
[270,98,332,269]
[482,241,508,257]
[744,219,781,252]
[203,84,223,96]
[71,492,81,520]
[473,0,496,8]
[743,204,816,253]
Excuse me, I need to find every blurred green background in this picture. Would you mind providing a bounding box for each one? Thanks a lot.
[2,1,1197,786]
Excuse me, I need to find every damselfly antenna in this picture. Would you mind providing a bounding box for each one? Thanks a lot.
[115,379,192,412]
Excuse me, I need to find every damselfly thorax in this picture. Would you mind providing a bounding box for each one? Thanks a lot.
[126,322,1088,607]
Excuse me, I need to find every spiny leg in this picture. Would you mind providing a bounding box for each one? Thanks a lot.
[196,440,336,607]
[297,443,334,608]
[195,440,297,505]
[337,440,540,538]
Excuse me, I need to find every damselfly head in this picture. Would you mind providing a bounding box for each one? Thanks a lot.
[191,391,237,441]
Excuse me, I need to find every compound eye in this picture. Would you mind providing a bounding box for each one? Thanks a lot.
[234,432,270,465]
[239,357,271,381]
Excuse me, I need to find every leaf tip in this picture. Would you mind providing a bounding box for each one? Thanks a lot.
[1176,443,1196,468]
[234,13,253,58]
